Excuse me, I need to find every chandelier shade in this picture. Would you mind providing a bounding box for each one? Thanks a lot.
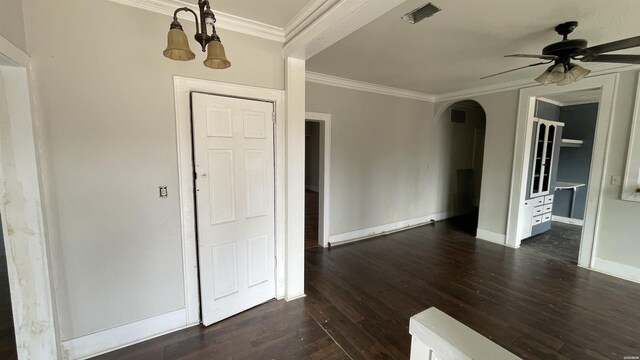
[163,27,196,61]
[162,1,230,69]
[204,39,231,69]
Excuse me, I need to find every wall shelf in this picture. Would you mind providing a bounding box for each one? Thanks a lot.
[561,138,583,147]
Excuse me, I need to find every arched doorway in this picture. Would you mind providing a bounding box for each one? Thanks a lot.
[439,100,487,235]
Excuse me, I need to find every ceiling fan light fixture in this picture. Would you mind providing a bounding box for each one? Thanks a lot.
[547,63,566,83]
[534,68,552,85]
[556,72,575,86]
[568,64,590,81]
[488,21,640,83]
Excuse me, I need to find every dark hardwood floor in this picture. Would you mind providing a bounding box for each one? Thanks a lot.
[305,190,319,249]
[0,230,17,360]
[96,220,640,359]
[521,221,581,264]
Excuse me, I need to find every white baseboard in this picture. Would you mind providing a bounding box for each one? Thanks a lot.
[592,257,640,284]
[305,185,319,192]
[62,308,191,360]
[476,228,506,245]
[328,212,453,246]
[551,215,584,226]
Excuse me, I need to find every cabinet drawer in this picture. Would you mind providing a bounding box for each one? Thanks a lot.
[532,197,545,206]
[544,195,554,204]
[543,204,553,213]
[542,213,552,223]
[533,206,544,216]
[532,215,542,225]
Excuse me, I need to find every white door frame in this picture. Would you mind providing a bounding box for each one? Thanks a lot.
[505,73,619,268]
[305,112,331,248]
[173,76,287,325]
[0,36,60,358]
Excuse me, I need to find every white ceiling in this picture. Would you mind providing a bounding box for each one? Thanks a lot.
[307,0,640,95]
[210,0,312,28]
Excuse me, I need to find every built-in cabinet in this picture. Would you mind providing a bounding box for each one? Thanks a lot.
[521,119,564,239]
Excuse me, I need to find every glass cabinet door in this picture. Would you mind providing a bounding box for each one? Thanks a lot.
[541,125,555,193]
[530,121,557,197]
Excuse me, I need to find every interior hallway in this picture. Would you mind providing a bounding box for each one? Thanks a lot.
[93,220,640,359]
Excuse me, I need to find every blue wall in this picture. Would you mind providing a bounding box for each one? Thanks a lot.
[535,100,560,121]
[554,103,598,219]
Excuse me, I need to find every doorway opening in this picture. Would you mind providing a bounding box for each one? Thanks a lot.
[305,121,320,249]
[175,77,291,325]
[506,74,617,268]
[0,215,17,360]
[519,90,601,264]
[304,112,331,248]
[439,101,486,236]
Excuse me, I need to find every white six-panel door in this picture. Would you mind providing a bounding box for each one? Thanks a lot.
[191,93,276,326]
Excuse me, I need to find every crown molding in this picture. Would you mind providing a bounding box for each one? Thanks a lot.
[109,0,285,42]
[306,71,436,102]
[307,63,640,105]
[284,0,341,42]
[434,78,535,102]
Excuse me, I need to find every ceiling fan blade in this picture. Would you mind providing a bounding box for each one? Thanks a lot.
[580,54,640,64]
[505,54,558,60]
[580,35,640,55]
[480,61,552,79]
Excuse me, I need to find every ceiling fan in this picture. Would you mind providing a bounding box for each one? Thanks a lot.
[482,21,640,85]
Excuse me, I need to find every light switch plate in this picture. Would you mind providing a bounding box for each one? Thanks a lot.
[611,175,621,186]
[159,186,168,198]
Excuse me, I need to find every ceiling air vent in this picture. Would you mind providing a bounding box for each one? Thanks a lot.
[402,3,441,24]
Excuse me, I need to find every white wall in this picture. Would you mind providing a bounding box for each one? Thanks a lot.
[22,0,284,341]
[0,0,26,53]
[595,70,640,274]
[306,82,444,237]
[473,129,485,206]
